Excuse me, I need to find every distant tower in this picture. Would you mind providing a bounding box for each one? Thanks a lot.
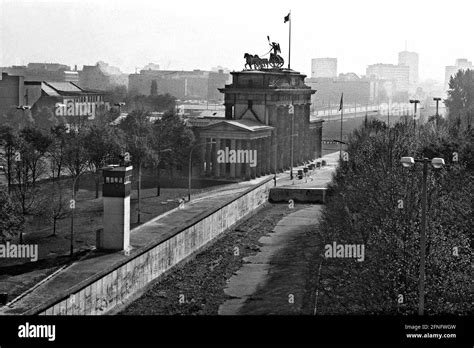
[398,51,419,92]
[98,165,133,251]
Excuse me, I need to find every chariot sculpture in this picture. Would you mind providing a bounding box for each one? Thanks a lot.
[244,36,285,70]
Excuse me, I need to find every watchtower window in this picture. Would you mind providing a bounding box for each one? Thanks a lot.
[248,79,253,87]
[248,100,253,109]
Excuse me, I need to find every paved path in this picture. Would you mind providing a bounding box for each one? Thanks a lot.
[218,206,322,315]
[218,151,339,315]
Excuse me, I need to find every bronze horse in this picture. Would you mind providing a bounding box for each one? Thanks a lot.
[244,53,262,70]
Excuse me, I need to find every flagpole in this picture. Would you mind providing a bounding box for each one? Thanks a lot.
[288,10,291,70]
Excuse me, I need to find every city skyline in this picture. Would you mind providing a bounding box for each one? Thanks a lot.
[1,0,473,81]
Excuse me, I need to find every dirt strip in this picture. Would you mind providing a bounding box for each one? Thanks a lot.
[119,202,317,315]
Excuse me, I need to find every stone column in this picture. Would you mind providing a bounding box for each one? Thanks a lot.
[235,139,242,179]
[244,139,251,180]
[255,138,261,177]
[250,139,256,179]
[230,139,236,179]
[199,138,206,176]
[265,137,273,174]
[220,139,227,178]
[205,138,212,176]
[214,138,221,178]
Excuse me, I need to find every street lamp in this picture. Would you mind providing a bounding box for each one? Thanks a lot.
[188,141,216,201]
[409,99,420,128]
[400,156,445,315]
[154,148,172,196]
[70,171,89,256]
[433,98,441,117]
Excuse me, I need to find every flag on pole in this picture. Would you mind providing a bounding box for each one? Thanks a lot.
[284,12,290,23]
[339,93,344,111]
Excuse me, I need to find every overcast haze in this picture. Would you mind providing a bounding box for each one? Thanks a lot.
[1,0,472,81]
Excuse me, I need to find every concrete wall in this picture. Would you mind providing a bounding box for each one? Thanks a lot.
[37,178,273,315]
[269,187,327,204]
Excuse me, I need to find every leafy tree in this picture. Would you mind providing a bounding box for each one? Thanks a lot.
[46,182,70,236]
[150,80,158,96]
[83,123,123,198]
[49,124,69,180]
[151,110,195,195]
[0,125,19,193]
[9,127,52,215]
[33,106,58,131]
[1,107,34,130]
[63,129,90,194]
[0,186,24,243]
[18,127,52,186]
[445,69,474,131]
[106,85,128,105]
[147,93,176,112]
[119,110,155,223]
[315,120,471,315]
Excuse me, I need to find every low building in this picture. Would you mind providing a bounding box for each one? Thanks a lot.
[79,62,128,91]
[26,81,109,128]
[128,69,231,101]
[306,74,382,109]
[0,63,74,82]
[0,73,25,117]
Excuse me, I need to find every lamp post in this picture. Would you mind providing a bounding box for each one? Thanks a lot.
[409,99,420,129]
[400,156,445,315]
[433,97,441,117]
[154,148,172,197]
[188,141,216,201]
[70,171,88,256]
[289,103,295,180]
[433,97,441,127]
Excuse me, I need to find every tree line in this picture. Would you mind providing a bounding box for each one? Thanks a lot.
[0,100,195,242]
[314,70,473,315]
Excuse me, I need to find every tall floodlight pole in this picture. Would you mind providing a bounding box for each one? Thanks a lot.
[433,97,441,117]
[400,156,445,315]
[410,99,420,129]
[339,93,344,161]
[433,97,441,128]
[289,103,294,180]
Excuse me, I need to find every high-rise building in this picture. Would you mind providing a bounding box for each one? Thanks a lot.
[398,51,419,92]
[366,63,410,94]
[445,58,473,90]
[311,58,337,78]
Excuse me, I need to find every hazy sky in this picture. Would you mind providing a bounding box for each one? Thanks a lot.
[1,0,473,81]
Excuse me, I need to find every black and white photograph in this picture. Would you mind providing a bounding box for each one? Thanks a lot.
[0,0,472,346]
